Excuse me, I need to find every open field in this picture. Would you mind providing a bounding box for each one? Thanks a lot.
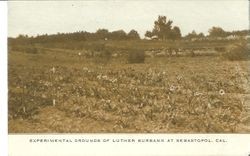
[8,41,250,133]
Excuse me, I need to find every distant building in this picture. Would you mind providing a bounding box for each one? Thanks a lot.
[144,37,151,40]
[226,35,237,40]
[144,35,158,40]
[151,35,158,40]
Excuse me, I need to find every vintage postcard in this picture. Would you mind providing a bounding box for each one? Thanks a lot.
[6,0,250,155]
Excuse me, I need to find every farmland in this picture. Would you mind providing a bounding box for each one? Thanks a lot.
[8,40,250,133]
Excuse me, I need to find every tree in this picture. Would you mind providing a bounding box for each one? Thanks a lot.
[170,26,182,40]
[230,30,250,37]
[185,30,205,39]
[153,16,173,40]
[185,30,197,39]
[127,29,140,39]
[145,15,181,40]
[208,27,227,37]
[145,31,153,38]
[96,29,109,39]
[110,30,127,40]
[16,34,29,40]
[197,32,205,38]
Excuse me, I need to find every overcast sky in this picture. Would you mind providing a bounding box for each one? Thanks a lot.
[8,0,249,38]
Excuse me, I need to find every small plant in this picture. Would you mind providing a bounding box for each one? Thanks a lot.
[127,49,145,63]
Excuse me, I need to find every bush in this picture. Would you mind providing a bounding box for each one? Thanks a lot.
[127,49,145,63]
[223,42,249,61]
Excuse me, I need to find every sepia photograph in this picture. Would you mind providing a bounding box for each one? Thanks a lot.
[8,0,250,133]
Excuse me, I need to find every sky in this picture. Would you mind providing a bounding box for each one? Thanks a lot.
[8,0,249,38]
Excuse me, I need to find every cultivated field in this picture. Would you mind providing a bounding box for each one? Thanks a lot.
[8,41,250,133]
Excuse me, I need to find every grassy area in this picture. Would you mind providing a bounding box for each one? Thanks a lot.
[8,42,250,133]
[9,39,240,52]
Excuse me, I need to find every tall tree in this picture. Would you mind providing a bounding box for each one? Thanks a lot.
[127,29,140,39]
[153,16,173,40]
[145,15,181,40]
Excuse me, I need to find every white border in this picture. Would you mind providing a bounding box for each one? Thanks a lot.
[4,1,250,156]
[0,2,8,156]
[8,134,250,156]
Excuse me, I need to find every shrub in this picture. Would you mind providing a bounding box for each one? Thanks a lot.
[127,49,145,63]
[223,42,249,61]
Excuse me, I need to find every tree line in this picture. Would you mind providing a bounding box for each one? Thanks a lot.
[9,15,249,44]
[185,27,249,39]
[9,29,140,45]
